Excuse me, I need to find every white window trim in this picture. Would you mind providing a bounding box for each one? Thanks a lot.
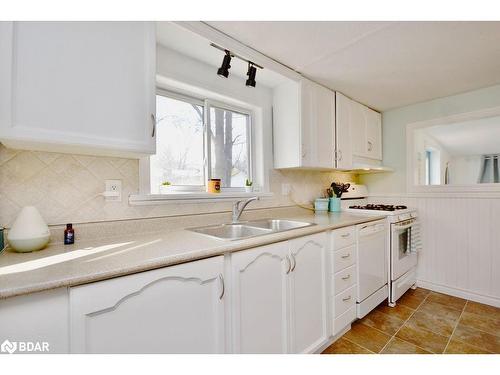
[134,87,271,204]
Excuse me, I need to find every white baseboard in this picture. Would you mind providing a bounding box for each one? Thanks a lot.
[313,324,352,354]
[417,279,500,308]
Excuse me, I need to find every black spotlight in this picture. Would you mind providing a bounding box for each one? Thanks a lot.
[246,62,257,87]
[217,50,232,78]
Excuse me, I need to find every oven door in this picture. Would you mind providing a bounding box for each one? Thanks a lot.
[391,219,418,281]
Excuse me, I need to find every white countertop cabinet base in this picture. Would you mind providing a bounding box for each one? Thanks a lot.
[1,228,376,353]
[0,21,156,158]
[69,256,226,354]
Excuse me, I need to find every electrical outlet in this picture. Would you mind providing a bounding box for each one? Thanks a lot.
[105,180,122,202]
[281,183,291,196]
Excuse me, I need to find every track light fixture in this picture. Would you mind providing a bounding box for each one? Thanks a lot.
[211,43,263,87]
[246,62,257,87]
[217,50,232,78]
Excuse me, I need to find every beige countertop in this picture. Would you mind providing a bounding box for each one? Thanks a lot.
[0,209,384,299]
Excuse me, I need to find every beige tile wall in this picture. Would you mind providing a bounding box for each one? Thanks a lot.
[0,144,356,227]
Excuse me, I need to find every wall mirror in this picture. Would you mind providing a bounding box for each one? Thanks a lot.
[407,107,500,192]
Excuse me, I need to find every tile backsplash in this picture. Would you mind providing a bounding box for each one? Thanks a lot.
[0,144,356,227]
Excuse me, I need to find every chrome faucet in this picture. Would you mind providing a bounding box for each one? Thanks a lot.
[232,197,259,223]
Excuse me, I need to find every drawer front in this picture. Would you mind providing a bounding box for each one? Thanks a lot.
[334,264,356,295]
[333,226,355,250]
[335,285,356,318]
[333,307,356,336]
[333,245,356,272]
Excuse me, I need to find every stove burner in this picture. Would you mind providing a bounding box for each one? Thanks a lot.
[349,204,408,212]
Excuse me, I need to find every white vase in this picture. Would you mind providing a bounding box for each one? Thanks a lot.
[244,186,253,193]
[7,206,50,253]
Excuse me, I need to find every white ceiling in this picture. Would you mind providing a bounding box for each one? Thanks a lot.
[426,115,500,156]
[156,22,287,89]
[206,21,500,111]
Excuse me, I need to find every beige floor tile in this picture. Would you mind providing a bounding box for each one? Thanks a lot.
[465,301,500,320]
[381,337,431,354]
[360,310,405,336]
[398,293,425,310]
[396,322,449,353]
[343,322,391,353]
[376,303,415,321]
[407,309,456,337]
[418,300,462,321]
[426,292,467,311]
[444,339,492,354]
[404,287,431,300]
[459,311,500,333]
[322,337,372,354]
[453,323,500,354]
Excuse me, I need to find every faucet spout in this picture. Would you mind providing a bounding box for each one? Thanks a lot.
[232,196,259,223]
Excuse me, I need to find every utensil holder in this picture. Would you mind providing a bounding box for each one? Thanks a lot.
[329,197,341,212]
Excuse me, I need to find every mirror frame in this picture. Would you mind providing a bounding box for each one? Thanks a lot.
[406,105,500,194]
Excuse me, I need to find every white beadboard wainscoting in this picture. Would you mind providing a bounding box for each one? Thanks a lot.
[368,194,500,307]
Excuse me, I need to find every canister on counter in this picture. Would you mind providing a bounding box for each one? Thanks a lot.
[207,179,221,193]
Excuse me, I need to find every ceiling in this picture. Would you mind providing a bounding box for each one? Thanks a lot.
[426,115,500,156]
[206,21,500,111]
[156,22,287,88]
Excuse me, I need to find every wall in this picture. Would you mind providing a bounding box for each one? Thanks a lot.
[0,45,355,227]
[361,84,500,306]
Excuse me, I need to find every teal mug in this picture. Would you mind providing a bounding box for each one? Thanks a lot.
[329,197,341,212]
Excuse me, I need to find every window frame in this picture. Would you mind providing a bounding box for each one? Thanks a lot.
[149,89,254,194]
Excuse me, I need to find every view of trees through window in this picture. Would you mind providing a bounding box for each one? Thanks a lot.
[150,94,251,193]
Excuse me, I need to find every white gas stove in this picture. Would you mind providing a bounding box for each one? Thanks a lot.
[339,185,419,309]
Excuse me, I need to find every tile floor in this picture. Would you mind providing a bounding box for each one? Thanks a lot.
[322,288,500,354]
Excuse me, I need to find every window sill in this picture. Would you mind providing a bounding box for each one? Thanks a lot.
[129,191,274,206]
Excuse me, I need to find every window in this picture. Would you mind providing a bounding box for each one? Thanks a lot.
[425,148,441,185]
[150,91,252,194]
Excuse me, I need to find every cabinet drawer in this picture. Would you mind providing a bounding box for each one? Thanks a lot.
[333,226,355,250]
[335,285,356,318]
[333,245,356,272]
[334,265,356,295]
[333,307,356,336]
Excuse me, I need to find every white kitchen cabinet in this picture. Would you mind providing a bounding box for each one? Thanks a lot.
[288,233,328,353]
[230,233,328,354]
[0,288,70,353]
[0,21,156,157]
[69,256,226,354]
[230,242,290,353]
[273,78,335,169]
[335,92,382,169]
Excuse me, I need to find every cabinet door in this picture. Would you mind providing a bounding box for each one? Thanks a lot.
[289,233,328,353]
[364,107,382,160]
[230,242,289,353]
[0,21,156,157]
[70,256,225,353]
[300,80,335,169]
[335,92,353,169]
[350,99,368,158]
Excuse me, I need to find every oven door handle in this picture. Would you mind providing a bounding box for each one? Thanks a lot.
[393,222,415,231]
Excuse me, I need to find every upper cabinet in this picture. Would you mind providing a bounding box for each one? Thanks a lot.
[272,80,382,170]
[273,79,335,169]
[0,22,156,158]
[336,92,382,169]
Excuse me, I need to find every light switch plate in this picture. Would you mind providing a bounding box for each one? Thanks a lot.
[105,180,122,202]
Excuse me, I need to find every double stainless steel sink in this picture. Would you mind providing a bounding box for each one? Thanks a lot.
[189,219,316,241]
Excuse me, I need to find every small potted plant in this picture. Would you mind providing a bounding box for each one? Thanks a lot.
[160,181,172,194]
[245,179,253,193]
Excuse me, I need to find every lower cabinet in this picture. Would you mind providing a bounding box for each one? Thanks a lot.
[289,233,328,353]
[230,242,290,353]
[230,233,328,353]
[69,256,226,353]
